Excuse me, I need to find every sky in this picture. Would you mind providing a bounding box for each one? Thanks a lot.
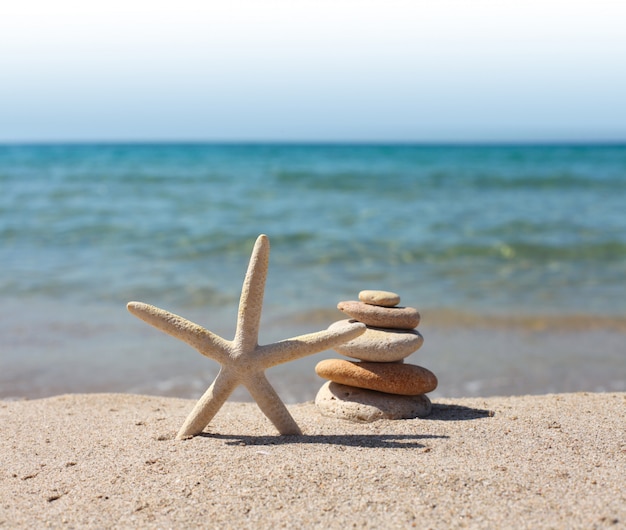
[1,0,625,143]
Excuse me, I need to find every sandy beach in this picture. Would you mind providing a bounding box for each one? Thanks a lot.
[1,392,624,528]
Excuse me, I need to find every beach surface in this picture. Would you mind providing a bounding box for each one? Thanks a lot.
[1,392,624,529]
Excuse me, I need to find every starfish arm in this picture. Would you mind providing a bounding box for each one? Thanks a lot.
[233,234,270,352]
[127,301,231,364]
[244,372,301,435]
[257,320,366,368]
[176,367,239,439]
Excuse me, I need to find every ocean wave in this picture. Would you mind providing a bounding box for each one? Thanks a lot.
[281,238,626,265]
[273,168,626,192]
[447,172,625,190]
[424,241,626,262]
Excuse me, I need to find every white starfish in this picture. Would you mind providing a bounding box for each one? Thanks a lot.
[128,234,365,438]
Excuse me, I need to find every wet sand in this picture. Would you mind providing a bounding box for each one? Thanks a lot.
[1,392,624,528]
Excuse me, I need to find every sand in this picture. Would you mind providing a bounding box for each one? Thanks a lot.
[1,393,624,529]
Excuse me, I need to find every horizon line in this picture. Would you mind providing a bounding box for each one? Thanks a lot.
[1,139,626,147]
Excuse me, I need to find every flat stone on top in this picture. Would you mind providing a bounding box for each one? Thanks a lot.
[316,359,438,395]
[338,301,420,329]
[358,290,401,307]
[315,381,432,422]
[329,319,424,362]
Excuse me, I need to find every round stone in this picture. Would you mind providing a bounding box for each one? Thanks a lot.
[315,359,438,395]
[358,290,401,307]
[315,381,432,422]
[329,320,424,362]
[337,301,420,329]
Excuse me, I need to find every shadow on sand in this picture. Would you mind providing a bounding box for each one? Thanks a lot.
[200,432,448,449]
[192,404,492,448]
[429,403,495,421]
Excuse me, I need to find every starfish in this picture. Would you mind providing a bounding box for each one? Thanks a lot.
[127,234,365,439]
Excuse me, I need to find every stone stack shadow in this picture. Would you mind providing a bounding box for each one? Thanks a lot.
[315,290,437,422]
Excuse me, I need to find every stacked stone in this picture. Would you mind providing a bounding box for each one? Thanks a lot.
[315,290,437,422]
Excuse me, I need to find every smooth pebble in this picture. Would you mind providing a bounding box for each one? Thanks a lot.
[329,319,423,362]
[315,359,438,395]
[358,290,401,307]
[315,381,432,422]
[338,301,420,329]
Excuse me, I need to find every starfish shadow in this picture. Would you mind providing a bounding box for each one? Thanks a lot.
[429,403,495,421]
[199,432,448,449]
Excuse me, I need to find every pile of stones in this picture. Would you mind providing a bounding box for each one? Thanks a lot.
[315,290,437,422]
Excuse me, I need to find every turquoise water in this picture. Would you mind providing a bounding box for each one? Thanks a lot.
[1,143,625,399]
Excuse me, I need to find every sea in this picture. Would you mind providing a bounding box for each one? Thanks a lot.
[1,143,625,402]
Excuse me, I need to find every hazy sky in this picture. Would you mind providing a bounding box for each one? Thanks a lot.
[1,0,625,142]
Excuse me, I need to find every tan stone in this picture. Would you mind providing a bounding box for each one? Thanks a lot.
[315,381,432,422]
[315,359,438,395]
[337,301,420,329]
[329,319,424,362]
[358,290,401,307]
